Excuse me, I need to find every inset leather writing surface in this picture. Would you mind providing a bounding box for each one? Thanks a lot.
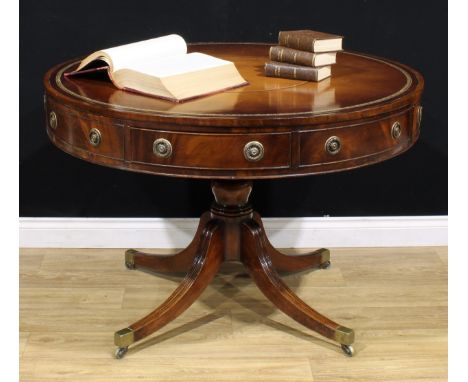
[49,44,420,123]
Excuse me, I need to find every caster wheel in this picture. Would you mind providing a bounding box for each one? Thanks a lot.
[124,249,136,270]
[115,347,128,359]
[320,260,331,270]
[341,344,354,357]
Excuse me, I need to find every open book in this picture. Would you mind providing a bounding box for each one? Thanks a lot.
[66,34,248,102]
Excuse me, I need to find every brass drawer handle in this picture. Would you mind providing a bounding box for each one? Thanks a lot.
[325,136,341,155]
[49,111,57,130]
[417,106,423,129]
[244,141,264,162]
[391,121,402,140]
[89,128,102,147]
[153,138,172,158]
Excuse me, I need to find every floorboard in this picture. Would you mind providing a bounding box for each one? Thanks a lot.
[20,247,448,382]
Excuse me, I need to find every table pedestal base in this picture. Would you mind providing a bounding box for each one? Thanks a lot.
[114,181,355,358]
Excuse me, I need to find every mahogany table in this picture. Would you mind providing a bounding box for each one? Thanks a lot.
[43,43,424,358]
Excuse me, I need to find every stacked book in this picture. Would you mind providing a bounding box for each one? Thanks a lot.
[265,30,343,82]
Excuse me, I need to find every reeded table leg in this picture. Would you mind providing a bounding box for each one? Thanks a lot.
[125,212,211,274]
[115,180,355,358]
[252,212,331,273]
[114,220,224,358]
[241,219,354,356]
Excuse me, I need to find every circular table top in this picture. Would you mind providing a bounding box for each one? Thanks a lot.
[44,43,424,179]
[46,43,423,126]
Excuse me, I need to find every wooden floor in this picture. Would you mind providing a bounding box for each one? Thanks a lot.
[20,247,447,382]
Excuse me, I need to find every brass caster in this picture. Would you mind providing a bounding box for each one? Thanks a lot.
[320,260,331,269]
[341,344,355,357]
[115,346,128,359]
[125,249,136,270]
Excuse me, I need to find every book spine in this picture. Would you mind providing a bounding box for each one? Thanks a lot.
[278,31,317,52]
[269,46,318,66]
[264,62,320,81]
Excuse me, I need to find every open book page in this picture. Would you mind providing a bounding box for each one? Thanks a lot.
[105,34,187,71]
[68,35,248,102]
[76,34,187,72]
[116,52,233,79]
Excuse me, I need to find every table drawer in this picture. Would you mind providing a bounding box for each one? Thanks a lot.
[129,128,291,170]
[299,111,411,167]
[46,106,124,159]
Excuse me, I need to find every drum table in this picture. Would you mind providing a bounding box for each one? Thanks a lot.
[44,43,424,358]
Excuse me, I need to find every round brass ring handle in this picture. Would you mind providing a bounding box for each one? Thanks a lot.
[153,138,173,158]
[49,111,57,130]
[244,141,264,162]
[325,136,341,155]
[391,121,402,140]
[89,128,102,147]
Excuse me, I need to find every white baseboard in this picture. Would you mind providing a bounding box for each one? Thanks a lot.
[19,216,447,248]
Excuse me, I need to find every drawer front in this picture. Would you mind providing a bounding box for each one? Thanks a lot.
[46,104,124,159]
[299,111,411,167]
[129,128,291,170]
